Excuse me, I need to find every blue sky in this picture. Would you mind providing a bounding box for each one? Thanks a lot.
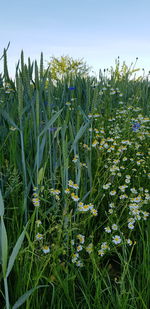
[0,0,150,78]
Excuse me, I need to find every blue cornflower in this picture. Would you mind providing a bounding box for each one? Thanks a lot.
[132,123,141,132]
[49,127,57,132]
[68,87,75,90]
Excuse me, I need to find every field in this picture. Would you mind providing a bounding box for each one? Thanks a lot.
[0,51,150,309]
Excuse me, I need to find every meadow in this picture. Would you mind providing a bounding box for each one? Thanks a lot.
[0,51,150,309]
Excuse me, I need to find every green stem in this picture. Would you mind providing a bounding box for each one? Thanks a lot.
[20,129,28,222]
[4,277,10,309]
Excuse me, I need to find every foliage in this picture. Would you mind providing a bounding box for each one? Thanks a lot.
[0,49,150,308]
[109,57,141,82]
[47,55,91,80]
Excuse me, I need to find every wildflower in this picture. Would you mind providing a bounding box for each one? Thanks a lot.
[119,185,128,192]
[55,195,60,201]
[113,159,120,164]
[50,189,61,198]
[119,194,128,199]
[128,222,135,230]
[32,197,40,207]
[110,166,119,172]
[125,175,131,179]
[71,193,80,202]
[42,246,50,254]
[94,113,100,118]
[125,178,130,184]
[139,187,144,192]
[121,140,131,145]
[128,218,135,224]
[103,183,111,190]
[49,127,57,132]
[77,234,85,244]
[65,101,71,106]
[91,208,98,216]
[109,202,115,208]
[86,243,93,254]
[101,242,109,250]
[72,183,79,190]
[92,140,99,147]
[98,249,105,256]
[72,155,79,163]
[72,253,79,263]
[112,224,118,231]
[35,220,42,227]
[78,202,84,208]
[127,239,132,246]
[104,226,111,233]
[130,188,138,194]
[103,143,109,149]
[68,180,74,188]
[71,240,75,246]
[88,203,94,210]
[120,166,125,170]
[132,123,141,132]
[77,245,83,252]
[83,143,90,150]
[68,87,75,90]
[110,190,116,196]
[33,186,38,192]
[76,260,83,267]
[145,193,150,200]
[112,235,122,245]
[142,211,149,220]
[35,233,43,240]
[130,196,142,203]
[64,188,70,194]
[81,163,88,168]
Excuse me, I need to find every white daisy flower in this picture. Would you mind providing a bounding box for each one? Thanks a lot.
[112,235,121,244]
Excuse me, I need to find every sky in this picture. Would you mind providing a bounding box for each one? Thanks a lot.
[0,0,150,79]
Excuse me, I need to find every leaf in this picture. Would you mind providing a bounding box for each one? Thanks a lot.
[53,126,62,139]
[0,217,8,276]
[70,121,91,153]
[6,226,27,278]
[12,285,49,309]
[0,189,4,216]
[77,106,89,121]
[39,109,63,137]
[37,165,46,186]
[37,134,46,169]
[1,110,20,131]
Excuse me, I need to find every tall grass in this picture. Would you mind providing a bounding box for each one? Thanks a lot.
[0,49,150,308]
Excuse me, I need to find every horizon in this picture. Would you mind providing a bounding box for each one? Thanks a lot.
[0,46,149,80]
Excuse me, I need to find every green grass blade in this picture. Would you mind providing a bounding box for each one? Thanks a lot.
[0,190,4,216]
[70,121,91,153]
[39,108,63,137]
[0,217,8,276]
[6,226,27,278]
[12,285,49,309]
[1,110,20,131]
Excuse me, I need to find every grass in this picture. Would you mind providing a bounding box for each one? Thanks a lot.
[0,51,150,308]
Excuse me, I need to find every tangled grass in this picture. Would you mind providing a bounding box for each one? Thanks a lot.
[0,51,150,308]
